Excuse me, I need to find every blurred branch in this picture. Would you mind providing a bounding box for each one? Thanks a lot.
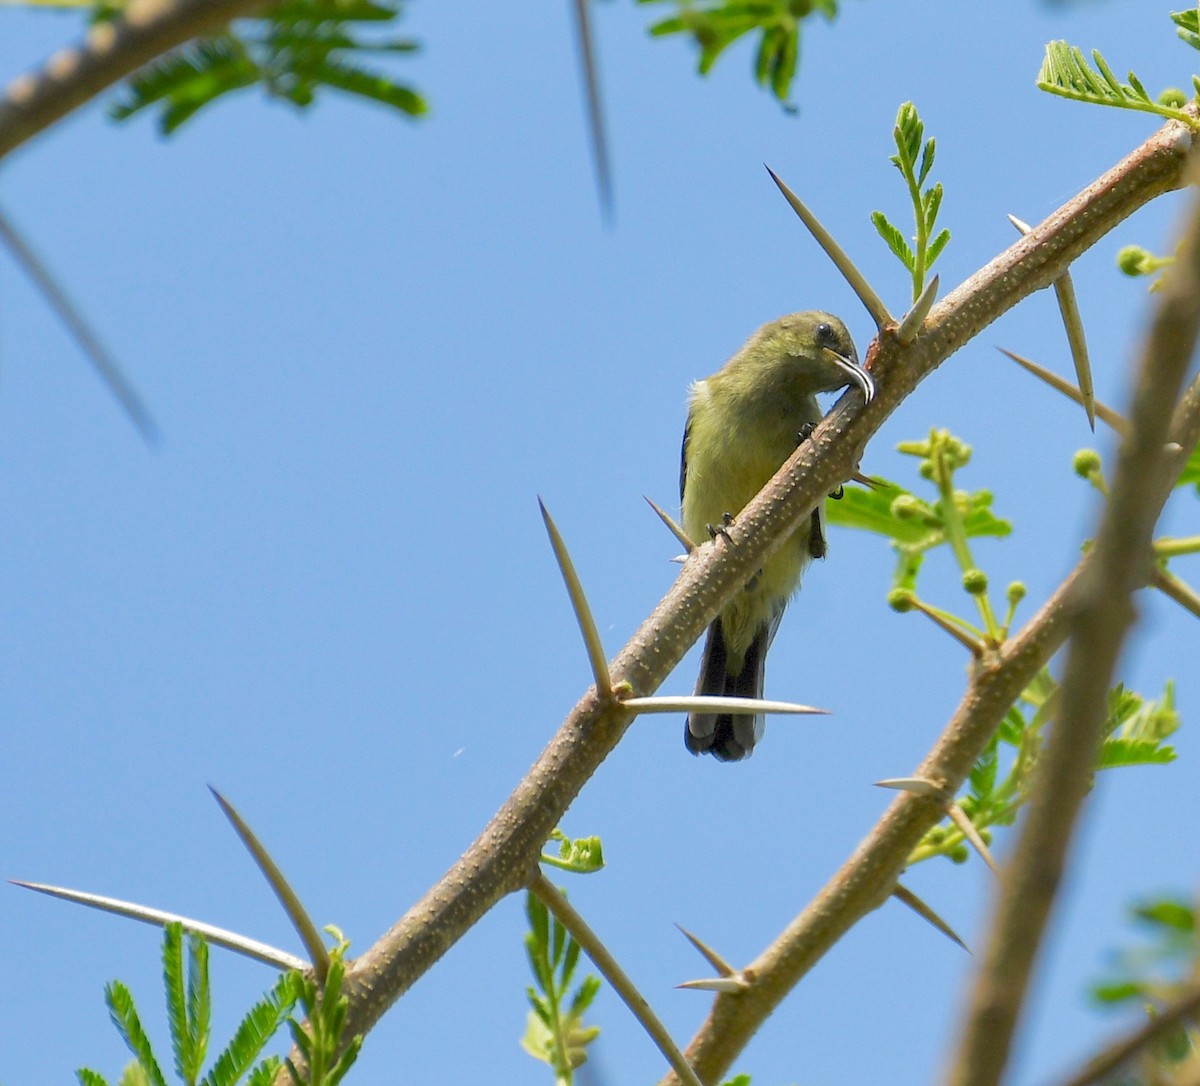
[1053,978,1200,1086]
[0,0,273,162]
[945,184,1200,1086]
[336,114,1195,1057]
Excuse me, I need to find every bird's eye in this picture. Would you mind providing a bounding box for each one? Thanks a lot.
[816,322,834,343]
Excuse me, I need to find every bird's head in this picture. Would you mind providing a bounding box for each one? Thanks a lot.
[758,312,875,402]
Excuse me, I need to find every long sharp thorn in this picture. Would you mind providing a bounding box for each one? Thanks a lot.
[621,695,827,716]
[908,597,986,657]
[892,883,970,953]
[209,786,330,979]
[570,0,613,220]
[539,498,613,699]
[875,776,943,798]
[9,879,305,971]
[675,923,736,977]
[1149,564,1200,619]
[764,165,893,329]
[896,274,939,345]
[645,495,694,553]
[1009,214,1096,429]
[676,976,749,993]
[998,348,1127,433]
[945,802,1000,876]
[0,205,159,444]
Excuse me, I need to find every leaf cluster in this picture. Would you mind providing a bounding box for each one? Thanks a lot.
[99,0,426,133]
[870,102,950,302]
[539,830,605,875]
[639,0,837,105]
[1091,896,1199,1078]
[521,891,601,1085]
[284,950,362,1086]
[77,923,300,1086]
[1036,9,1200,127]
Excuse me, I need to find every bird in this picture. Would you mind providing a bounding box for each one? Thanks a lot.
[680,311,874,760]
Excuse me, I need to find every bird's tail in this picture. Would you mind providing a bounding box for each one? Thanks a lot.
[685,618,767,761]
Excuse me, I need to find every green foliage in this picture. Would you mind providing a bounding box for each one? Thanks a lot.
[835,431,1181,870]
[102,0,426,134]
[638,0,838,106]
[870,102,951,302]
[521,891,601,1085]
[284,944,362,1086]
[827,428,1011,645]
[911,677,1179,867]
[1091,895,1200,1077]
[540,830,606,875]
[1172,7,1200,53]
[77,924,300,1086]
[721,1077,753,1086]
[1036,30,1200,127]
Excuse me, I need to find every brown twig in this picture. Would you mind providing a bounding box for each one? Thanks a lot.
[945,186,1200,1086]
[1052,980,1200,1086]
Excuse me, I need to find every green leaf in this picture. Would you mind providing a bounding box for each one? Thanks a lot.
[304,58,427,115]
[1171,7,1200,51]
[105,983,168,1086]
[77,1071,112,1086]
[922,181,943,231]
[870,212,914,271]
[1036,39,1195,124]
[917,136,936,186]
[926,228,951,267]
[569,974,601,1017]
[245,1058,283,1086]
[1134,899,1195,933]
[1097,736,1176,769]
[202,972,298,1086]
[1091,980,1147,1004]
[968,739,999,802]
[162,924,190,1085]
[185,934,211,1085]
[526,892,550,953]
[825,479,933,543]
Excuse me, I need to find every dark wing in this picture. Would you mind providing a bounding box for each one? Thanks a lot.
[679,411,692,503]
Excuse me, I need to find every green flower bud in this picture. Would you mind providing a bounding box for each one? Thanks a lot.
[888,588,916,613]
[948,843,969,864]
[1073,448,1102,478]
[1006,581,1027,605]
[918,460,935,480]
[962,568,989,595]
[890,494,923,520]
[1158,87,1188,108]
[1117,245,1153,277]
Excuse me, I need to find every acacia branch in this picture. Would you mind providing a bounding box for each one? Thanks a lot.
[945,183,1200,1086]
[0,0,272,163]
[335,118,1196,1054]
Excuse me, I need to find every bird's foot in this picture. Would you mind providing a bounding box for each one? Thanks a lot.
[707,512,735,543]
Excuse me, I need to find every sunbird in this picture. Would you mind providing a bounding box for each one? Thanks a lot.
[680,312,874,760]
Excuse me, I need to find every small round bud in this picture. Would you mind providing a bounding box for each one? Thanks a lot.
[1073,448,1102,479]
[962,568,989,595]
[918,460,935,480]
[890,494,923,520]
[1006,581,1027,605]
[888,588,916,613]
[1159,87,1188,108]
[946,438,972,468]
[948,843,969,865]
[1117,245,1152,277]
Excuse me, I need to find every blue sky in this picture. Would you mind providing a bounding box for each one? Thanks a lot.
[3,1,1198,1083]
